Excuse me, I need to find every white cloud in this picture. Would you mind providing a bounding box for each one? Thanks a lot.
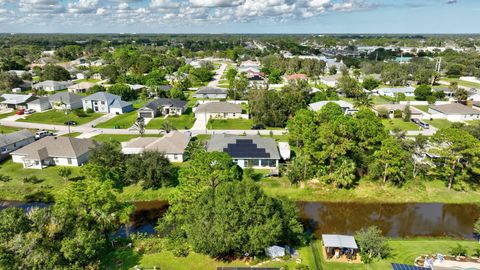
[150,0,180,9]
[189,0,245,8]
[19,0,65,14]
[68,0,98,14]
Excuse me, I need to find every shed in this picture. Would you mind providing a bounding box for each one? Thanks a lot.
[322,234,358,249]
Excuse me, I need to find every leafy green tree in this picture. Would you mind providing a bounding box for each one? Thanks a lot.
[41,64,70,81]
[414,84,432,101]
[353,94,374,109]
[87,84,106,94]
[100,64,120,83]
[434,90,446,100]
[57,167,72,184]
[403,105,412,122]
[82,141,127,186]
[108,83,136,100]
[454,88,469,102]
[381,62,407,86]
[338,75,362,97]
[169,87,186,100]
[355,226,391,264]
[324,157,356,188]
[267,68,283,84]
[370,137,412,185]
[55,45,82,60]
[286,155,312,184]
[225,68,237,86]
[362,76,380,90]
[328,66,337,75]
[125,151,177,189]
[183,137,205,161]
[430,128,480,189]
[0,72,23,91]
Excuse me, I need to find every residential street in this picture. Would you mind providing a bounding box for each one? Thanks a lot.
[207,63,227,88]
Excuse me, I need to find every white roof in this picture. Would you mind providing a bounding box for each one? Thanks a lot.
[278,142,291,160]
[309,100,353,112]
[322,234,358,249]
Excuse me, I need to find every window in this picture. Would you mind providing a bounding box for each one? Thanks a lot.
[67,158,72,165]
[101,101,105,105]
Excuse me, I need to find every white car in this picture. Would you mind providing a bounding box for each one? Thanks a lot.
[34,130,52,140]
[25,109,35,114]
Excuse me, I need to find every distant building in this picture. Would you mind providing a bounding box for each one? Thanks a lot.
[206,135,281,168]
[49,92,83,110]
[374,104,423,119]
[320,74,342,87]
[11,137,95,169]
[309,100,357,115]
[27,97,51,112]
[377,86,415,97]
[82,92,133,114]
[284,73,308,82]
[193,87,227,99]
[68,82,96,94]
[33,80,73,92]
[0,129,35,161]
[1,94,37,109]
[121,131,191,162]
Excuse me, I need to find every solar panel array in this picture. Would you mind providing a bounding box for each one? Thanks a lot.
[223,139,270,158]
[391,263,430,270]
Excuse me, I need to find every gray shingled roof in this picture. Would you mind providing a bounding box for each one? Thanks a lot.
[322,234,358,249]
[49,92,83,105]
[1,94,36,105]
[27,97,50,106]
[123,131,190,154]
[82,92,121,104]
[429,103,480,115]
[195,87,227,95]
[142,98,187,111]
[195,102,242,114]
[11,137,95,159]
[207,135,280,160]
[0,129,34,148]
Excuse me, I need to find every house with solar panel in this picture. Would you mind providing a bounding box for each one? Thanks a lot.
[206,135,281,168]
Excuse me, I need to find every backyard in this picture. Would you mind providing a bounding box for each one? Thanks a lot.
[17,109,102,125]
[146,110,195,130]
[425,119,453,129]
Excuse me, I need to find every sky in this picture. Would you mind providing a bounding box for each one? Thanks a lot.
[0,0,478,33]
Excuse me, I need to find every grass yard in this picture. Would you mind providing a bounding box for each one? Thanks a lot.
[101,238,316,270]
[0,111,16,119]
[208,118,253,130]
[425,119,453,129]
[0,160,82,201]
[413,105,429,113]
[381,118,420,131]
[96,110,138,129]
[441,77,480,89]
[319,239,478,270]
[259,176,480,203]
[18,110,102,125]
[0,125,21,134]
[74,78,101,83]
[60,132,82,137]
[146,113,195,130]
[91,134,162,143]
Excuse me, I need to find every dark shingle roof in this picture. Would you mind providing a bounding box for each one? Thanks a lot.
[429,103,480,115]
[142,98,187,111]
[195,87,227,95]
[0,130,34,148]
[207,135,280,160]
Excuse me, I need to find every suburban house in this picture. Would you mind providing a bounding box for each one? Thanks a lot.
[92,73,103,80]
[0,129,35,161]
[10,137,95,169]
[309,100,357,115]
[193,87,227,99]
[377,87,415,97]
[374,104,423,119]
[195,102,242,119]
[82,92,133,114]
[128,84,146,92]
[32,80,73,92]
[68,82,96,94]
[237,60,261,73]
[320,74,341,87]
[49,92,83,110]
[246,71,268,89]
[138,98,188,119]
[1,94,38,109]
[206,135,281,168]
[121,131,191,162]
[76,73,86,80]
[27,97,51,112]
[428,103,480,122]
[284,73,308,82]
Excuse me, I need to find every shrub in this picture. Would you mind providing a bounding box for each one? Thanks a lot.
[393,109,403,118]
[0,174,11,182]
[376,107,389,118]
[449,244,468,257]
[355,226,391,264]
[23,191,54,203]
[74,109,87,118]
[22,176,44,184]
[86,108,94,113]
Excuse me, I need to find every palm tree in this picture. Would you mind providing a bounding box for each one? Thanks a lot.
[353,94,374,109]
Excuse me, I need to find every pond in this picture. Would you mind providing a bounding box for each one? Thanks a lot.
[2,200,479,239]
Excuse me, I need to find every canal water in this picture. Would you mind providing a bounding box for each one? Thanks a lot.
[2,200,479,239]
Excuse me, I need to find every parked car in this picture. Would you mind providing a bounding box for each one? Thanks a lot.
[16,109,25,115]
[64,120,77,126]
[35,130,53,140]
[25,109,35,114]
[251,124,266,130]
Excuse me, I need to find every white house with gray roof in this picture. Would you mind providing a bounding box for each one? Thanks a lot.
[206,135,281,168]
[138,98,187,118]
[0,129,35,161]
[27,97,51,112]
[377,86,415,97]
[121,131,190,162]
[1,94,38,109]
[81,92,133,114]
[33,80,73,92]
[195,102,243,119]
[193,87,227,99]
[428,103,480,122]
[10,137,95,169]
[49,92,83,110]
[309,100,357,115]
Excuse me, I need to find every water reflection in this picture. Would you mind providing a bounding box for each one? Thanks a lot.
[298,202,480,239]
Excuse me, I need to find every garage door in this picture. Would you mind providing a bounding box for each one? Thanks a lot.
[139,112,153,118]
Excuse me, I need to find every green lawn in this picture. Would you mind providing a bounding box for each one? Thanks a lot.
[319,239,479,270]
[0,111,15,119]
[0,125,21,134]
[208,118,253,130]
[74,78,101,83]
[146,112,195,130]
[381,118,420,131]
[425,119,453,129]
[96,111,138,129]
[60,132,82,137]
[441,77,480,89]
[18,110,102,125]
[413,105,429,113]
[0,160,82,201]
